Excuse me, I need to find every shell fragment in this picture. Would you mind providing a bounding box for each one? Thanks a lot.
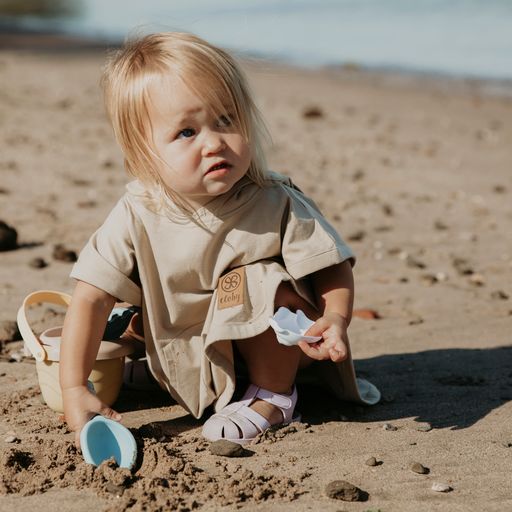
[269,307,322,346]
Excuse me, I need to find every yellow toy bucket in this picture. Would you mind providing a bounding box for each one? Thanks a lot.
[17,290,134,413]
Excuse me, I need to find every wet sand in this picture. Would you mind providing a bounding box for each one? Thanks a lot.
[1,38,512,511]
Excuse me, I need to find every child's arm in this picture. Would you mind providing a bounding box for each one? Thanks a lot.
[299,260,354,362]
[60,280,120,445]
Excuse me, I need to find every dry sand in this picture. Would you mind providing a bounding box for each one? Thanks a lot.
[0,38,511,511]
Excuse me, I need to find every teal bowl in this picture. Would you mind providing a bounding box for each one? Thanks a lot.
[80,416,137,469]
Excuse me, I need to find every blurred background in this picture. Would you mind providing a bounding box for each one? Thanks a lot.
[0,0,511,80]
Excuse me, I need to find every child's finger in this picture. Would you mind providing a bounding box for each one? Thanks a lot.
[299,341,323,361]
[99,406,122,422]
[304,317,328,337]
[329,346,348,363]
[298,341,329,360]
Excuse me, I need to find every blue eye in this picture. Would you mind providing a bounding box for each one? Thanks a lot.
[177,128,195,139]
[217,115,232,128]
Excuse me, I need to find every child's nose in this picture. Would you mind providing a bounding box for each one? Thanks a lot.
[202,130,226,155]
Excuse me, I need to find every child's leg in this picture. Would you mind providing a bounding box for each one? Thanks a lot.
[234,281,317,423]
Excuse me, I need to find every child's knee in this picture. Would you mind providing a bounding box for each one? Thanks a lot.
[274,281,318,319]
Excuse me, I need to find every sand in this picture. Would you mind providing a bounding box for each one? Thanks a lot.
[1,37,512,511]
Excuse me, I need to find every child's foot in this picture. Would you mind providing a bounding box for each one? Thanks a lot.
[247,391,293,425]
[202,384,300,445]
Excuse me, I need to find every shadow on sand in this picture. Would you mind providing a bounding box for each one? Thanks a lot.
[113,345,512,437]
[301,345,512,430]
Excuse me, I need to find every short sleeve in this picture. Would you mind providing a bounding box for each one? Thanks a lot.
[281,184,355,280]
[70,197,142,306]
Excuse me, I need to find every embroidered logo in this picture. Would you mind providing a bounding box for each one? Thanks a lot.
[217,267,245,309]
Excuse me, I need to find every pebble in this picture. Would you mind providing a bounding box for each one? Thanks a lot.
[365,456,378,466]
[469,273,485,286]
[421,274,438,286]
[411,462,429,474]
[9,350,24,363]
[29,257,48,269]
[406,256,426,269]
[491,290,509,300]
[452,257,474,276]
[435,272,448,282]
[209,439,249,457]
[434,220,449,230]
[431,482,452,493]
[0,220,18,251]
[302,106,324,119]
[325,480,363,501]
[0,320,21,342]
[52,244,77,263]
[353,309,380,320]
[4,435,19,443]
[409,315,424,326]
[105,482,125,496]
[347,230,366,242]
[416,423,432,432]
[382,423,398,431]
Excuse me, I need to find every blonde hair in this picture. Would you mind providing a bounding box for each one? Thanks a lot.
[101,32,270,213]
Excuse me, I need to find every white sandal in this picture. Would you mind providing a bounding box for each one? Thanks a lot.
[202,384,300,445]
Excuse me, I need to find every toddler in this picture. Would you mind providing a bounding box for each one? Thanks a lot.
[60,32,379,446]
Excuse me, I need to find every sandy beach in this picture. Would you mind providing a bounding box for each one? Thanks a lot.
[0,37,511,511]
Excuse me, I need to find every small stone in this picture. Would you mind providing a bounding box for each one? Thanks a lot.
[52,244,77,263]
[325,480,363,501]
[4,435,18,443]
[383,423,398,431]
[0,320,21,342]
[302,106,324,119]
[0,220,18,251]
[452,257,474,276]
[411,462,429,474]
[431,482,452,492]
[406,256,426,269]
[29,257,48,269]
[469,273,485,286]
[209,439,249,457]
[365,456,378,466]
[352,169,365,181]
[347,230,366,242]
[435,272,448,282]
[409,315,424,326]
[416,423,432,432]
[382,204,394,216]
[491,290,509,300]
[421,274,438,286]
[9,350,24,363]
[105,482,125,496]
[434,220,448,230]
[353,309,380,320]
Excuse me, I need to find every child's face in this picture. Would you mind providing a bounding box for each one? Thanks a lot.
[147,76,251,206]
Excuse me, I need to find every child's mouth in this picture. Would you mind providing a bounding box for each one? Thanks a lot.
[207,161,231,174]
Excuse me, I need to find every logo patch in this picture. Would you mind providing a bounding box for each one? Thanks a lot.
[217,267,245,309]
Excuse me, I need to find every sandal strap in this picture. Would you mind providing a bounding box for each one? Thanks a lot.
[254,387,296,410]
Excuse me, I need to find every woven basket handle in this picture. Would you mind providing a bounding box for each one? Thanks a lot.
[17,290,72,362]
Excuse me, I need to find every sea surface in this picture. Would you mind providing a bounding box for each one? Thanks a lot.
[1,0,512,80]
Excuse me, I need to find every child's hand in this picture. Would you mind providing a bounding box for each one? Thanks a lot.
[298,312,349,363]
[62,385,122,448]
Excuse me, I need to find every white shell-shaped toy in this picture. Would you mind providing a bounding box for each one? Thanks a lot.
[269,307,322,346]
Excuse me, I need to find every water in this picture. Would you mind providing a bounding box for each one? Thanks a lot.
[2,0,512,80]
